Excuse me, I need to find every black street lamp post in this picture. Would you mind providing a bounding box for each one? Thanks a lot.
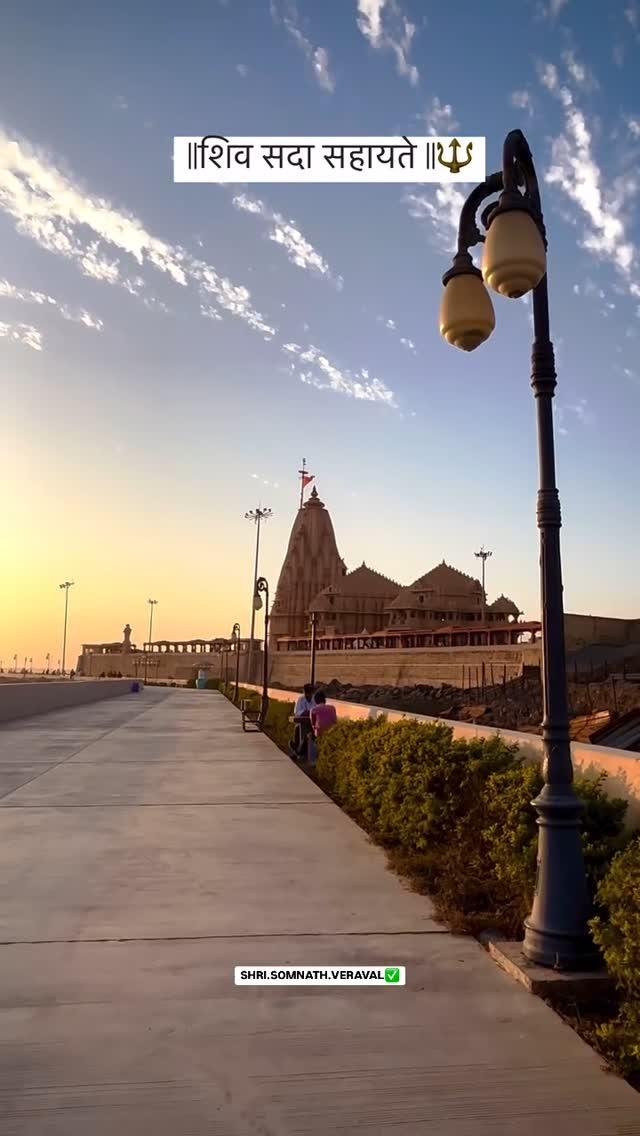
[232,622,241,703]
[439,129,597,970]
[309,611,318,688]
[254,577,269,723]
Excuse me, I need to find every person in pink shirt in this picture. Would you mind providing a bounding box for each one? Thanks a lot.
[309,691,337,763]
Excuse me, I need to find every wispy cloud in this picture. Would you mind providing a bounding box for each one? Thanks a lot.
[510,89,534,116]
[561,49,598,91]
[544,0,569,18]
[282,342,396,405]
[250,472,280,489]
[356,0,419,86]
[236,63,248,77]
[271,0,335,92]
[0,129,276,338]
[424,97,458,135]
[232,192,343,287]
[405,184,466,252]
[538,64,638,289]
[0,319,42,351]
[557,398,593,432]
[0,276,103,330]
[376,313,416,354]
[113,95,128,111]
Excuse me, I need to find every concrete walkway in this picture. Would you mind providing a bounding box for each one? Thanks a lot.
[0,689,637,1133]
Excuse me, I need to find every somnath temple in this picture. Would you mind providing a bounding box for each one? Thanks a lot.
[271,486,528,651]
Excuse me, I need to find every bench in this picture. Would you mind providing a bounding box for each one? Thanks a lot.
[241,698,263,732]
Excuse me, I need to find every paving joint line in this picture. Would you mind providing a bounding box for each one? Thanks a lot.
[0,929,449,945]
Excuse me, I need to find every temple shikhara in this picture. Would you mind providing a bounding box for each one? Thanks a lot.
[271,486,532,652]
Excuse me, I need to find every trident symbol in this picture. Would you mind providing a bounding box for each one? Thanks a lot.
[436,138,473,174]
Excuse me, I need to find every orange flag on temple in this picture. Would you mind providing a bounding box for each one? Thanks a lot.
[302,474,314,489]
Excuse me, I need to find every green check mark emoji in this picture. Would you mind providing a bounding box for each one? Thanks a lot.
[385,967,400,983]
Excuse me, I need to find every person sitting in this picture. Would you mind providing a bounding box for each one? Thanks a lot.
[289,684,315,760]
[308,690,338,764]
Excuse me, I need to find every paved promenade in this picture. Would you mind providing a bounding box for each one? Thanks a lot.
[0,689,637,1133]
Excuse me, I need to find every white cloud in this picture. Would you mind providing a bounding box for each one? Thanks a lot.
[626,3,639,30]
[540,72,638,286]
[424,97,458,136]
[376,314,417,354]
[113,95,128,111]
[0,276,103,330]
[627,117,640,138]
[356,0,419,86]
[561,49,598,91]
[0,319,42,351]
[236,64,248,77]
[272,1,335,92]
[283,342,396,405]
[405,184,466,251]
[546,0,569,17]
[538,61,559,91]
[232,192,342,287]
[0,130,275,338]
[200,304,223,321]
[510,89,534,116]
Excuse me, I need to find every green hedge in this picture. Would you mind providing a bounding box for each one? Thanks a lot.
[591,838,640,1076]
[217,691,639,1078]
[315,717,629,937]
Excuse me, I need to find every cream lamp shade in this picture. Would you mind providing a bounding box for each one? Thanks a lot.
[439,272,495,352]
[482,210,546,299]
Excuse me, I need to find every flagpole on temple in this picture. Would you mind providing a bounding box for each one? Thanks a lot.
[298,458,307,510]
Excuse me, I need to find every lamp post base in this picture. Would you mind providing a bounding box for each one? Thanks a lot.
[523,785,601,971]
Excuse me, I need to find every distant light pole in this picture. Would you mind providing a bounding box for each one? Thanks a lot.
[29,657,33,674]
[145,599,158,684]
[474,546,493,625]
[232,622,241,703]
[245,507,273,684]
[254,577,270,721]
[23,656,27,676]
[309,611,318,688]
[59,581,74,677]
[13,654,17,673]
[45,652,50,673]
[439,128,596,970]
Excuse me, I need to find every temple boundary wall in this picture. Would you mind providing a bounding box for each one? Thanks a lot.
[269,644,540,690]
[0,679,139,725]
[243,683,640,829]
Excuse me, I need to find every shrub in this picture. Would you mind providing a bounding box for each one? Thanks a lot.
[315,718,629,940]
[591,837,640,1077]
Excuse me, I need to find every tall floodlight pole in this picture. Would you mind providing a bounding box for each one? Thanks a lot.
[474,546,493,624]
[146,599,158,684]
[59,581,74,677]
[245,507,272,684]
[439,128,597,970]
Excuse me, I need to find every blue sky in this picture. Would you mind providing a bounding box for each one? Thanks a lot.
[1,0,638,660]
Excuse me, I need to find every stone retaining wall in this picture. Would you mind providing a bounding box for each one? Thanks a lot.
[0,679,140,724]
[269,644,540,690]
